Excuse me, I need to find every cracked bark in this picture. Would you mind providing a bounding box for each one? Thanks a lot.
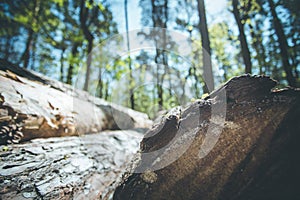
[0,60,152,144]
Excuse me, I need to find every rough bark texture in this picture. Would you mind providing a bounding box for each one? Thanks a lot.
[0,60,152,144]
[0,60,151,199]
[0,130,141,199]
[113,75,300,200]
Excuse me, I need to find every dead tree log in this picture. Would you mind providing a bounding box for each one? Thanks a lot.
[0,60,149,199]
[113,75,300,200]
[0,60,152,144]
[0,130,141,199]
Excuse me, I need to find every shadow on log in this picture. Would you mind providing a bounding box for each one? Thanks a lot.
[113,75,300,200]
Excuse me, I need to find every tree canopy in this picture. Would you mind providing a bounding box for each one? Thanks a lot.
[0,0,299,117]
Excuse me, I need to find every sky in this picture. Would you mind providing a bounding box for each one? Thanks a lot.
[111,0,229,34]
[110,0,142,33]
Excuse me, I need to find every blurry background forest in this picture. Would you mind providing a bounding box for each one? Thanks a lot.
[1,0,299,118]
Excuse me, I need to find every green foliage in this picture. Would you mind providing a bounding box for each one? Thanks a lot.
[0,0,299,118]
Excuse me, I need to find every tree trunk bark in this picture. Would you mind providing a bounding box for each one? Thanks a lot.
[268,0,297,87]
[125,0,135,109]
[21,28,34,69]
[83,38,93,91]
[0,61,152,144]
[59,48,65,82]
[197,0,214,92]
[113,75,300,200]
[232,0,252,74]
[97,66,103,98]
[20,0,40,69]
[66,43,79,85]
[30,34,37,70]
[151,0,168,109]
[0,130,141,199]
[79,0,94,92]
[0,60,152,199]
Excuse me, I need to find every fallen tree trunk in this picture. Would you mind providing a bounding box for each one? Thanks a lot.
[0,60,152,144]
[0,60,150,199]
[113,75,300,200]
[0,130,141,199]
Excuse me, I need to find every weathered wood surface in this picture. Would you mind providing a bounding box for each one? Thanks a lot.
[0,130,142,199]
[114,75,300,200]
[0,60,152,144]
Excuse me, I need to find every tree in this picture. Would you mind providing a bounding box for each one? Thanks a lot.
[124,0,135,109]
[79,0,95,91]
[0,0,56,69]
[267,0,297,87]
[248,20,267,75]
[209,22,235,81]
[19,0,40,69]
[0,0,24,64]
[174,0,206,97]
[79,0,117,91]
[231,0,252,74]
[279,0,300,81]
[152,0,169,109]
[66,42,80,85]
[56,0,84,85]
[197,0,214,92]
[139,0,170,109]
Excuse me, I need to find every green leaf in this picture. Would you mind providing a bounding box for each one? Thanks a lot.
[98,3,105,12]
[85,1,93,9]
[53,0,64,7]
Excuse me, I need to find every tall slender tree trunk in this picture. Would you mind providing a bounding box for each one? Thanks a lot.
[79,0,94,91]
[197,0,214,92]
[30,35,38,70]
[125,0,135,109]
[267,0,296,87]
[105,81,109,100]
[249,23,267,74]
[151,0,168,109]
[21,29,34,69]
[20,0,39,69]
[83,38,93,91]
[97,67,103,98]
[291,38,299,79]
[66,43,79,85]
[232,0,252,74]
[60,48,65,82]
[97,47,103,98]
